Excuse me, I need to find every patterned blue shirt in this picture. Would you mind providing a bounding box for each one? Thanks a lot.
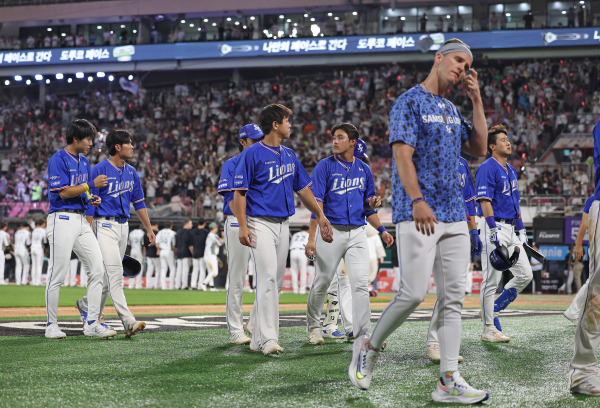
[217,155,238,216]
[389,85,472,223]
[475,157,520,219]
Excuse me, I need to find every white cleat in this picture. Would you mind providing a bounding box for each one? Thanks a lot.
[481,327,510,343]
[571,376,600,395]
[427,343,464,363]
[263,341,284,356]
[308,329,325,345]
[124,321,146,338]
[230,333,252,345]
[563,311,579,325]
[45,323,67,339]
[431,372,489,404]
[348,335,379,391]
[84,322,117,338]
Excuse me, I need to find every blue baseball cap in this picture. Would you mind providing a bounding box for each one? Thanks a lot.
[239,124,264,140]
[354,138,367,157]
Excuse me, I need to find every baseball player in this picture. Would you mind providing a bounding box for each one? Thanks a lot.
[0,223,10,284]
[218,123,263,344]
[232,104,333,356]
[476,124,532,343]
[45,118,116,339]
[564,193,595,324]
[306,123,392,346]
[155,221,176,290]
[75,128,155,338]
[14,223,31,285]
[348,39,489,404]
[190,219,208,289]
[144,222,160,289]
[569,118,600,395]
[30,219,47,286]
[426,156,483,362]
[289,225,310,294]
[128,226,145,289]
[175,219,194,290]
[200,222,222,291]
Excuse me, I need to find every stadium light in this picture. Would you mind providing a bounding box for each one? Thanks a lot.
[120,24,126,28]
[189,23,194,27]
[97,72,105,78]
[97,25,102,30]
[212,22,217,26]
[311,24,320,36]
[75,72,84,79]
[47,28,52,32]
[226,17,232,22]
[304,14,308,18]
[67,78,73,83]
[334,17,339,21]
[198,27,202,31]
[133,29,137,33]
[88,76,93,82]
[562,10,567,14]
[204,18,209,22]
[250,16,256,20]
[14,75,22,81]
[26,79,31,85]
[310,18,315,21]
[352,11,358,16]
[128,75,134,80]
[108,75,114,81]
[279,15,284,19]
[35,74,43,81]
[55,73,64,80]
[181,19,186,24]
[234,22,240,25]
[45,79,50,84]
[4,80,9,86]
[401,16,406,20]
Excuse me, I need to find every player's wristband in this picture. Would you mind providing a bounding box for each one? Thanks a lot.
[515,218,524,231]
[83,183,90,192]
[485,216,497,229]
[411,196,424,205]
[377,226,386,234]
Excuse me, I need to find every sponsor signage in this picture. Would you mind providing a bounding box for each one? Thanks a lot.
[535,229,564,243]
[565,216,589,245]
[1,27,599,67]
[538,245,569,261]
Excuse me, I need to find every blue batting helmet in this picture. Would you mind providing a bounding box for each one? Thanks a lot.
[489,246,520,272]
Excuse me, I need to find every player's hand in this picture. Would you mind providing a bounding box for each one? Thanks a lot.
[517,228,528,245]
[365,196,382,210]
[318,216,333,243]
[413,201,438,235]
[305,240,316,260]
[89,195,101,207]
[381,231,394,248]
[573,245,584,261]
[93,175,108,188]
[470,229,482,255]
[463,68,481,102]
[239,225,253,247]
[147,230,156,247]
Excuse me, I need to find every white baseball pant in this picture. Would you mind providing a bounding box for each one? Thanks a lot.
[479,219,532,326]
[159,250,176,289]
[247,216,289,351]
[0,252,5,284]
[290,249,308,294]
[307,225,370,337]
[146,257,161,289]
[203,255,219,286]
[175,257,191,289]
[565,280,589,321]
[67,259,78,286]
[15,247,30,285]
[191,257,206,289]
[370,221,468,373]
[31,247,44,286]
[570,200,600,386]
[323,262,353,333]
[128,248,144,289]
[77,219,136,328]
[225,216,252,337]
[45,212,104,324]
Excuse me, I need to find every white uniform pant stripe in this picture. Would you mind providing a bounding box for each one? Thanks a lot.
[225,216,252,336]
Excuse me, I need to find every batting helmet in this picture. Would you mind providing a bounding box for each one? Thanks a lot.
[122,254,142,278]
[489,246,520,272]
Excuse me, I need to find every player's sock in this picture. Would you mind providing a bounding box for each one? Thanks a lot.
[494,287,517,312]
[441,371,455,386]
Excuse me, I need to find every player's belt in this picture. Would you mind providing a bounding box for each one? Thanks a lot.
[494,217,516,225]
[99,216,128,224]
[59,209,85,214]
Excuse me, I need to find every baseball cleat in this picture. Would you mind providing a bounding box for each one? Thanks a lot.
[230,333,252,345]
[322,329,346,339]
[571,377,600,395]
[263,341,284,356]
[45,323,67,339]
[346,331,355,341]
[426,344,464,363]
[124,321,146,338]
[75,300,88,328]
[348,335,379,391]
[308,329,325,345]
[481,327,510,343]
[84,321,117,338]
[431,372,489,404]
[563,311,578,325]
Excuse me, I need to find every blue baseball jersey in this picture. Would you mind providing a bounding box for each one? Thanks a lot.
[311,155,377,226]
[584,194,596,214]
[233,141,312,218]
[47,149,92,213]
[475,157,520,219]
[389,85,472,223]
[593,119,600,198]
[217,155,239,216]
[85,159,146,218]
[459,157,476,217]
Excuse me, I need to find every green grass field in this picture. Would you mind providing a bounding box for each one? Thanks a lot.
[0,286,596,407]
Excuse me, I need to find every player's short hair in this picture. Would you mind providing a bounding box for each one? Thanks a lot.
[356,154,371,166]
[166,220,173,229]
[197,218,206,227]
[300,225,309,231]
[440,38,470,50]
[331,122,359,141]
[0,223,7,229]
[35,219,45,226]
[66,119,97,144]
[106,129,133,156]
[182,219,192,228]
[487,124,508,155]
[257,104,292,135]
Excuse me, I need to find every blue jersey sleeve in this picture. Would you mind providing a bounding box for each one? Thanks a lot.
[456,108,473,145]
[218,159,235,195]
[310,161,327,201]
[131,169,146,211]
[389,98,419,147]
[84,165,99,217]
[475,163,496,201]
[584,194,596,214]
[363,164,377,203]
[293,153,312,192]
[48,154,71,192]
[233,149,252,191]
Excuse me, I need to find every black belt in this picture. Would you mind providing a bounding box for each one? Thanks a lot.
[60,209,85,214]
[99,216,128,224]
[495,217,516,225]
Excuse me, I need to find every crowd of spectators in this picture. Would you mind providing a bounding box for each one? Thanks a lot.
[0,56,599,219]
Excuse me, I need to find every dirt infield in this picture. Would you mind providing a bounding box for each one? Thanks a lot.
[0,294,572,318]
